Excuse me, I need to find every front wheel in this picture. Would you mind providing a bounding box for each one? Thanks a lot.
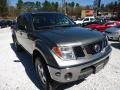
[35,57,53,90]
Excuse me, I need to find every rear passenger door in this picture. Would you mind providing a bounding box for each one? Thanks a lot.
[16,15,33,53]
[16,16,25,46]
[18,15,34,54]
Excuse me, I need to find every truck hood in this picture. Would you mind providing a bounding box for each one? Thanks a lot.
[38,26,104,46]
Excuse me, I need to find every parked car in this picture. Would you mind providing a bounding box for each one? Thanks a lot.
[115,20,120,25]
[0,20,7,28]
[10,20,16,29]
[12,12,112,90]
[74,16,95,25]
[105,25,120,41]
[6,20,13,26]
[81,18,106,27]
[86,20,117,32]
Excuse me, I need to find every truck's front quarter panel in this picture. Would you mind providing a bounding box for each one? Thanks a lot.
[34,40,59,68]
[47,39,112,83]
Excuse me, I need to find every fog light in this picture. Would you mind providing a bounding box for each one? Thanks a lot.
[64,73,72,80]
[55,72,61,76]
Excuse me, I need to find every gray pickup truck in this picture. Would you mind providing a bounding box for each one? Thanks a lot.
[12,12,112,90]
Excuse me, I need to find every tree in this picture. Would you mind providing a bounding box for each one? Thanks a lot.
[71,2,75,8]
[0,0,8,17]
[35,1,41,11]
[23,2,35,12]
[42,1,52,11]
[55,2,59,11]
[76,3,80,8]
[16,0,23,14]
[8,6,17,18]
[70,2,75,15]
[75,3,81,18]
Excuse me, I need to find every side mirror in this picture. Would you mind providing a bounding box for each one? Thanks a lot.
[18,25,26,30]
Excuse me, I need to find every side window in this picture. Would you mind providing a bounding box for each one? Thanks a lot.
[17,15,27,31]
[90,18,95,22]
[84,18,89,21]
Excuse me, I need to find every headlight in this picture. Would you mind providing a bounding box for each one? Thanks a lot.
[52,46,76,60]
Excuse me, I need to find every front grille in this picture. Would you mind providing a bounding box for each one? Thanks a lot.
[84,40,103,55]
[73,46,85,57]
[73,39,108,58]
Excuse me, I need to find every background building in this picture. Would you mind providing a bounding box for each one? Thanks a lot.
[81,9,94,18]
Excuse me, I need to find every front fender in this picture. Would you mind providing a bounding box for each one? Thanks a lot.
[34,40,59,68]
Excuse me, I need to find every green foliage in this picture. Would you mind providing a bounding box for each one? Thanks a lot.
[16,0,23,14]
[76,3,80,7]
[17,0,23,10]
[71,2,75,8]
[35,1,41,11]
[23,2,35,12]
[0,0,8,17]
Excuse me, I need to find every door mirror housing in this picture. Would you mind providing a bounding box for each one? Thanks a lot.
[18,25,26,30]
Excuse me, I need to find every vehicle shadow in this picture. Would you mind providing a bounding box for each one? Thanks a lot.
[10,43,43,90]
[10,43,85,90]
[111,42,120,49]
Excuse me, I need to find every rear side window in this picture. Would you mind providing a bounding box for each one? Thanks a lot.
[17,15,27,31]
[84,18,89,21]
[90,18,95,21]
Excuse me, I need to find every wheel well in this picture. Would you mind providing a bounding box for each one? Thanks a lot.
[12,34,14,40]
[12,34,16,42]
[32,50,47,67]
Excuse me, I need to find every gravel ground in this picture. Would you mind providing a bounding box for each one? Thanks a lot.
[0,27,120,90]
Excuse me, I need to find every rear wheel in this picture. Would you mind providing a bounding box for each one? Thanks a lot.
[35,57,53,90]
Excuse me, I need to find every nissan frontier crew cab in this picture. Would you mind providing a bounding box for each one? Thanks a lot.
[12,12,112,90]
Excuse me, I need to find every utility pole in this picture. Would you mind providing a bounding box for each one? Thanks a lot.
[62,0,67,15]
[93,0,101,17]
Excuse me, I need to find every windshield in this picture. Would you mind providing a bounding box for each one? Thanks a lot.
[94,18,106,25]
[32,13,75,30]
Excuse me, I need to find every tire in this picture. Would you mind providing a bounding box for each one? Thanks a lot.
[35,57,53,90]
[13,37,22,52]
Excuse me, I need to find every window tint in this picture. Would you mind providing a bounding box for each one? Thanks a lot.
[17,15,27,31]
[90,18,95,21]
[84,18,89,21]
[32,13,75,30]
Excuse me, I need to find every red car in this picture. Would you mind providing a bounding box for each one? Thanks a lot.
[86,21,120,32]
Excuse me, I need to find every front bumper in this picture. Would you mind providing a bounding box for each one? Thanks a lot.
[47,47,111,83]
